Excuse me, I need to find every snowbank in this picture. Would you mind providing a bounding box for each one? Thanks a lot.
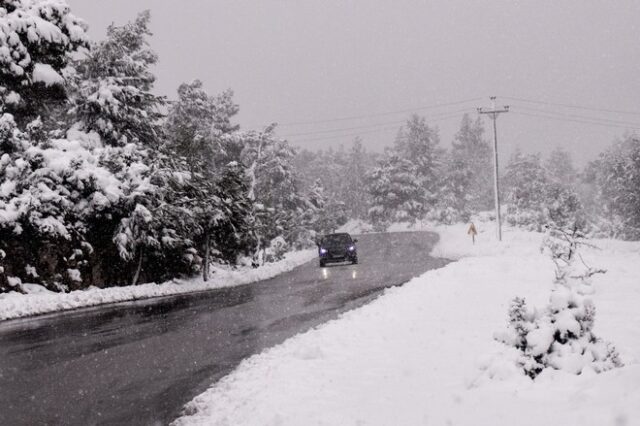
[0,250,315,321]
[173,225,640,426]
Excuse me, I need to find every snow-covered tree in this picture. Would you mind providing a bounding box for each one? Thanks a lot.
[113,203,159,285]
[304,179,347,236]
[503,151,548,212]
[544,182,583,229]
[0,0,89,127]
[366,154,424,231]
[342,138,375,220]
[211,162,255,262]
[0,8,194,291]
[185,160,255,279]
[293,139,375,224]
[393,115,443,211]
[446,114,492,212]
[545,147,577,186]
[219,126,310,261]
[0,127,157,291]
[503,150,582,230]
[164,79,239,165]
[591,136,640,239]
[70,10,164,147]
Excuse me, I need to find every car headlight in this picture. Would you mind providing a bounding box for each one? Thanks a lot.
[348,245,355,251]
[320,248,327,254]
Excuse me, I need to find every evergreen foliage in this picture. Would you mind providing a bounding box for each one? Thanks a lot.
[164,79,238,164]
[545,147,577,186]
[0,0,89,127]
[435,114,492,223]
[70,10,164,147]
[294,138,376,223]
[393,114,444,210]
[218,126,311,262]
[503,151,583,230]
[366,154,424,231]
[589,136,640,239]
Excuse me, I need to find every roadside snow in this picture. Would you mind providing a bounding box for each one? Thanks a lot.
[0,250,315,321]
[173,224,640,426]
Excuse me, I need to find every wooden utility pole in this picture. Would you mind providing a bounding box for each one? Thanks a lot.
[478,97,509,241]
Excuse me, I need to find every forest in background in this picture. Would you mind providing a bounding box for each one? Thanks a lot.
[1,5,638,293]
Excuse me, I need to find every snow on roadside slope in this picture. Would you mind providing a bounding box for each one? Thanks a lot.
[173,225,640,426]
[0,249,315,321]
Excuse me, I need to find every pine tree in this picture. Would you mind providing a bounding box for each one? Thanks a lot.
[592,136,640,239]
[220,126,309,260]
[113,203,159,285]
[342,137,375,220]
[502,151,549,229]
[173,160,255,280]
[164,79,239,165]
[163,81,250,278]
[367,154,424,231]
[545,147,577,186]
[503,150,582,230]
[448,114,493,212]
[70,10,164,147]
[393,115,444,211]
[0,0,89,127]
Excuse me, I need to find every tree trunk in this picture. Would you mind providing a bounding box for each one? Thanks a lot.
[203,233,210,282]
[132,247,143,286]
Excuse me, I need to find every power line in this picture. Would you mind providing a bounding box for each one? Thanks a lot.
[290,110,468,144]
[291,125,402,143]
[501,96,640,116]
[279,107,475,138]
[510,104,640,127]
[259,97,483,128]
[511,110,640,131]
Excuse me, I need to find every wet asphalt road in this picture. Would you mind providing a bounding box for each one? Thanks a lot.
[0,231,448,426]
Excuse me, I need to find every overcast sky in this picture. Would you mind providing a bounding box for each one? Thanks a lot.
[68,0,640,166]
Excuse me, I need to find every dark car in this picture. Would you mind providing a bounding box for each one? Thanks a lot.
[317,233,358,267]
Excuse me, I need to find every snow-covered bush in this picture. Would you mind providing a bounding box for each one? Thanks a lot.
[494,226,622,378]
[263,236,289,263]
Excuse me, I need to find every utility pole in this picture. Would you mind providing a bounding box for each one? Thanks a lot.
[478,97,509,241]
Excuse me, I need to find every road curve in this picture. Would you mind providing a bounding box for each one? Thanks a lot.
[0,231,449,425]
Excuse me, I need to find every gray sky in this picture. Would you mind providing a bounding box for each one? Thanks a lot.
[68,0,640,166]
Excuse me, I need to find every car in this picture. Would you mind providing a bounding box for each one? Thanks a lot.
[317,233,358,267]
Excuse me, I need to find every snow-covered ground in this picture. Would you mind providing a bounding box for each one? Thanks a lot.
[173,223,640,426]
[0,249,315,321]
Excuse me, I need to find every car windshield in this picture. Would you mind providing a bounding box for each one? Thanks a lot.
[322,234,352,245]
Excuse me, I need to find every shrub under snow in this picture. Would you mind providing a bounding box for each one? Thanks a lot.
[493,226,622,378]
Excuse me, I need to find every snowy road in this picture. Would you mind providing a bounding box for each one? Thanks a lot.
[0,231,448,426]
